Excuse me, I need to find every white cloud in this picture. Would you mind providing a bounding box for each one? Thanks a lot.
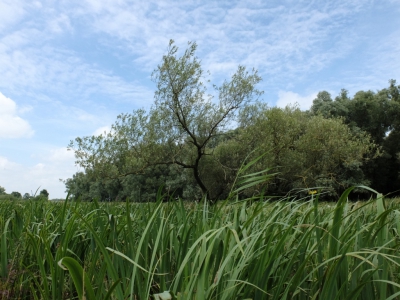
[47,147,75,162]
[47,14,73,34]
[93,125,111,136]
[66,0,366,83]
[0,37,153,108]
[0,0,26,33]
[18,105,33,114]
[0,92,34,138]
[365,29,400,88]
[0,0,385,113]
[0,148,78,199]
[276,91,318,111]
[33,1,42,9]
[0,156,18,170]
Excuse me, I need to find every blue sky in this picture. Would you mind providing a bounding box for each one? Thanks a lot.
[1,0,399,199]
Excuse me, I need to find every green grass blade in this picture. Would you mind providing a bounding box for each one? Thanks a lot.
[58,257,96,300]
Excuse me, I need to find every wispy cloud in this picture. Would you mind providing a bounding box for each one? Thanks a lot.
[0,0,26,33]
[93,125,111,136]
[365,29,400,88]
[276,91,318,111]
[63,0,371,86]
[0,92,34,138]
[0,156,18,170]
[0,0,394,109]
[47,14,73,34]
[0,147,78,198]
[0,0,398,198]
[0,41,152,105]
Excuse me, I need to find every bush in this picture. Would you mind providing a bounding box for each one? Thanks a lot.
[0,194,18,201]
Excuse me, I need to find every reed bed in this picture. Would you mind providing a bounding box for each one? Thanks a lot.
[1,188,400,299]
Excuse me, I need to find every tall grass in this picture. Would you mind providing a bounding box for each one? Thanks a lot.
[1,190,400,299]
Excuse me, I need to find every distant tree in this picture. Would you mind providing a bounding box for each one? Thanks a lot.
[10,191,22,199]
[64,164,198,202]
[64,172,93,201]
[23,193,31,200]
[310,90,350,119]
[310,91,334,118]
[0,186,5,195]
[39,189,49,199]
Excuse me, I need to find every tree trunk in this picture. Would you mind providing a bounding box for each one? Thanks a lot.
[193,147,209,200]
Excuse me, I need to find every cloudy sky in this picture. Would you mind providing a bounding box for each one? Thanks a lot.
[0,0,399,199]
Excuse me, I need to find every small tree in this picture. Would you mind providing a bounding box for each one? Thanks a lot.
[0,186,6,195]
[11,191,22,199]
[39,189,49,199]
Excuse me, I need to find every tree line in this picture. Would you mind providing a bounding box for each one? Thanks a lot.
[0,186,49,200]
[65,40,400,202]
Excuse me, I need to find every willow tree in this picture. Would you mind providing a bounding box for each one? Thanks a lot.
[68,40,262,200]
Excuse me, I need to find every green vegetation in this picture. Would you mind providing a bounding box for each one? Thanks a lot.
[0,186,49,201]
[68,40,262,202]
[310,82,400,195]
[3,39,400,297]
[1,190,400,299]
[66,41,399,202]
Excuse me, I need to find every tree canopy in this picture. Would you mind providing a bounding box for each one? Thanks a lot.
[214,106,378,198]
[310,80,400,195]
[66,41,398,202]
[69,40,262,200]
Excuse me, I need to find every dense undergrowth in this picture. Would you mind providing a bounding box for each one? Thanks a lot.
[1,188,400,299]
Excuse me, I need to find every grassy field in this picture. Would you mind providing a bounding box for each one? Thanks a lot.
[1,188,400,299]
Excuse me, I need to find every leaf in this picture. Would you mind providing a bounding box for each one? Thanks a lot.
[58,257,96,300]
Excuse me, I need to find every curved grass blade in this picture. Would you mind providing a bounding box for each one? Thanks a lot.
[58,257,96,300]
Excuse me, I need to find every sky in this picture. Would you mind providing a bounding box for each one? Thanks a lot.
[0,0,399,199]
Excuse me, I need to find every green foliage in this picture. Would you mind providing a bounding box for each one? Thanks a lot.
[69,40,262,201]
[310,89,350,119]
[0,188,24,201]
[1,190,400,299]
[64,165,200,202]
[39,189,49,199]
[0,189,21,201]
[10,191,22,199]
[310,80,400,195]
[66,43,399,200]
[58,257,96,300]
[221,106,378,197]
[66,104,380,200]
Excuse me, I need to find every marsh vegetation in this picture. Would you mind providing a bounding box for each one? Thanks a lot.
[1,189,400,299]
